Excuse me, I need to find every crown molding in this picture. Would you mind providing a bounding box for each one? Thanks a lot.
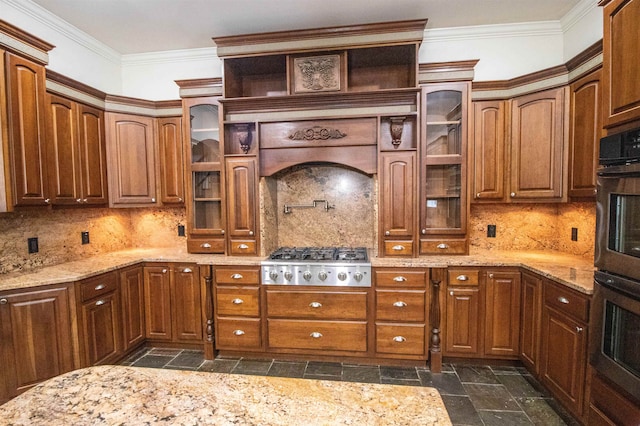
[4,0,121,65]
[424,21,562,43]
[122,47,218,67]
[561,0,600,33]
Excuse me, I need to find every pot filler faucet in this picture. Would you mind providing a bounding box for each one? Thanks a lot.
[283,199,335,214]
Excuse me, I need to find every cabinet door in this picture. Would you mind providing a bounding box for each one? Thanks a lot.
[143,265,172,341]
[77,103,108,204]
[444,287,481,355]
[471,100,506,201]
[46,93,81,205]
[225,157,257,239]
[510,87,567,200]
[172,264,203,343]
[120,266,145,351]
[569,69,602,198]
[380,151,415,239]
[520,272,542,374]
[602,0,640,128]
[5,53,49,206]
[484,270,521,357]
[79,291,121,366]
[158,117,184,204]
[105,112,157,207]
[540,306,587,418]
[0,286,75,402]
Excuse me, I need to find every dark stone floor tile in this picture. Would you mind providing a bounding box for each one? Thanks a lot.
[521,373,553,398]
[440,363,456,373]
[168,350,205,368]
[380,377,422,386]
[516,397,568,426]
[417,371,466,396]
[455,365,500,384]
[305,361,342,377]
[267,361,307,378]
[198,359,238,373]
[164,365,197,371]
[121,347,151,364]
[342,365,380,384]
[380,366,419,380]
[232,359,273,375]
[478,410,534,425]
[148,348,182,356]
[464,383,521,411]
[490,365,520,375]
[441,395,483,426]
[131,355,174,368]
[304,374,342,382]
[498,374,546,398]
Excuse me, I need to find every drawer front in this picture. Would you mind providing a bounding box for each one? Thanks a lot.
[229,239,257,255]
[268,319,367,352]
[420,239,467,255]
[448,269,480,286]
[383,240,414,256]
[187,237,224,254]
[375,270,427,288]
[376,324,426,356]
[544,282,589,323]
[216,318,262,349]
[80,271,118,302]
[215,286,260,317]
[215,267,260,285]
[266,290,367,320]
[376,290,426,322]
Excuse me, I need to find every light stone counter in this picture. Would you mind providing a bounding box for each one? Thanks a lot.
[0,365,451,425]
[0,247,594,294]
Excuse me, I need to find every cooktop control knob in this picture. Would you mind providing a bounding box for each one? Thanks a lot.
[354,272,363,282]
[269,270,278,281]
[337,272,347,281]
[318,271,328,281]
[303,271,312,281]
[284,271,293,281]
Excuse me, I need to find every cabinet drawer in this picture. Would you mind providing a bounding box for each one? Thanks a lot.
[216,318,262,349]
[215,286,260,317]
[544,282,589,323]
[376,324,426,356]
[420,239,467,255]
[376,290,426,322]
[266,291,367,320]
[215,267,260,285]
[79,271,118,302]
[375,270,427,288]
[448,269,480,286]
[229,239,257,255]
[268,319,367,352]
[383,241,413,256]
[187,238,224,254]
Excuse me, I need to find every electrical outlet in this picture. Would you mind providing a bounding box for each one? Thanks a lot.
[177,224,185,237]
[571,227,578,241]
[487,224,497,238]
[81,231,90,245]
[28,237,39,254]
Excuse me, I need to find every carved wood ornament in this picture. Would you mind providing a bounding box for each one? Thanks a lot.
[390,116,406,148]
[236,124,252,154]
[293,54,341,93]
[288,126,347,141]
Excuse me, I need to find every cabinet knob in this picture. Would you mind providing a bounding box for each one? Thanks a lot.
[201,243,212,248]
[0,298,7,305]
[83,199,88,203]
[392,245,405,251]
[385,231,390,236]
[309,302,323,308]
[437,243,449,249]
[249,231,254,236]
[488,273,494,279]
[95,300,105,306]
[182,267,192,273]
[392,336,406,343]
[221,230,225,235]
[76,198,82,203]
[393,301,407,308]
[558,296,570,304]
[449,291,454,296]
[44,198,50,204]
[232,298,244,305]
[233,329,245,336]
[510,192,516,197]
[94,284,106,291]
[231,273,243,280]
[421,229,426,235]
[238,244,249,250]
[178,197,183,202]
[476,193,481,198]
[151,198,156,203]
[576,327,583,333]
[309,332,323,339]
[162,269,168,273]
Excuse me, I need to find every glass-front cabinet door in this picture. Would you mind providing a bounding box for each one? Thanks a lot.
[184,98,225,253]
[420,83,469,254]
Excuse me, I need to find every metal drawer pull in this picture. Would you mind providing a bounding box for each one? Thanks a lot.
[392,245,405,251]
[393,276,407,282]
[94,284,106,291]
[437,243,449,249]
[201,243,212,248]
[558,296,570,304]
[309,302,323,308]
[309,332,323,339]
[393,301,407,307]
[95,300,105,306]
[233,330,245,336]
[393,336,406,343]
[0,298,8,305]
[232,298,244,305]
[183,268,192,273]
[238,244,249,249]
[456,275,468,281]
[231,273,243,280]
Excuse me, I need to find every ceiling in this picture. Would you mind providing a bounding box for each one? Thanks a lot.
[31,0,582,55]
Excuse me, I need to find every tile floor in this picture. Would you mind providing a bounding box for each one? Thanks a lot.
[120,347,580,426]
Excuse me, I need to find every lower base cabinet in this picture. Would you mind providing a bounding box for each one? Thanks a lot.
[119,266,145,352]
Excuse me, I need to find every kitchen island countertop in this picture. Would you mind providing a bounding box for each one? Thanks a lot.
[0,365,451,425]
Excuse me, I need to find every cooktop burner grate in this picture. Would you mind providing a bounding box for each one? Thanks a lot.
[268,247,368,262]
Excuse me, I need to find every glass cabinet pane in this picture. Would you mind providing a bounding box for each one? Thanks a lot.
[190,104,220,163]
[424,164,462,229]
[193,171,220,199]
[425,90,462,156]
[194,201,222,230]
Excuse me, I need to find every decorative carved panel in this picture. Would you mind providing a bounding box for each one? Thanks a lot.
[292,54,341,93]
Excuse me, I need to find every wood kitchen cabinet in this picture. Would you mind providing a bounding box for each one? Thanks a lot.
[444,269,481,355]
[157,116,184,205]
[46,93,108,205]
[484,270,521,358]
[600,0,640,129]
[471,100,506,201]
[225,156,258,255]
[105,112,158,207]
[0,285,77,403]
[520,271,543,374]
[119,265,146,352]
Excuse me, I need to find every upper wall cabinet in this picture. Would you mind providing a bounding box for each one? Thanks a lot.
[157,116,184,205]
[600,0,640,129]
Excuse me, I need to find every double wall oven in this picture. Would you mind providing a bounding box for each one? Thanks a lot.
[592,127,640,402]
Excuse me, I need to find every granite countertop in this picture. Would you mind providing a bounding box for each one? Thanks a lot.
[0,247,595,294]
[0,365,451,425]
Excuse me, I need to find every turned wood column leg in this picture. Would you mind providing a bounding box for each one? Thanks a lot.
[204,265,216,360]
[430,276,442,373]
